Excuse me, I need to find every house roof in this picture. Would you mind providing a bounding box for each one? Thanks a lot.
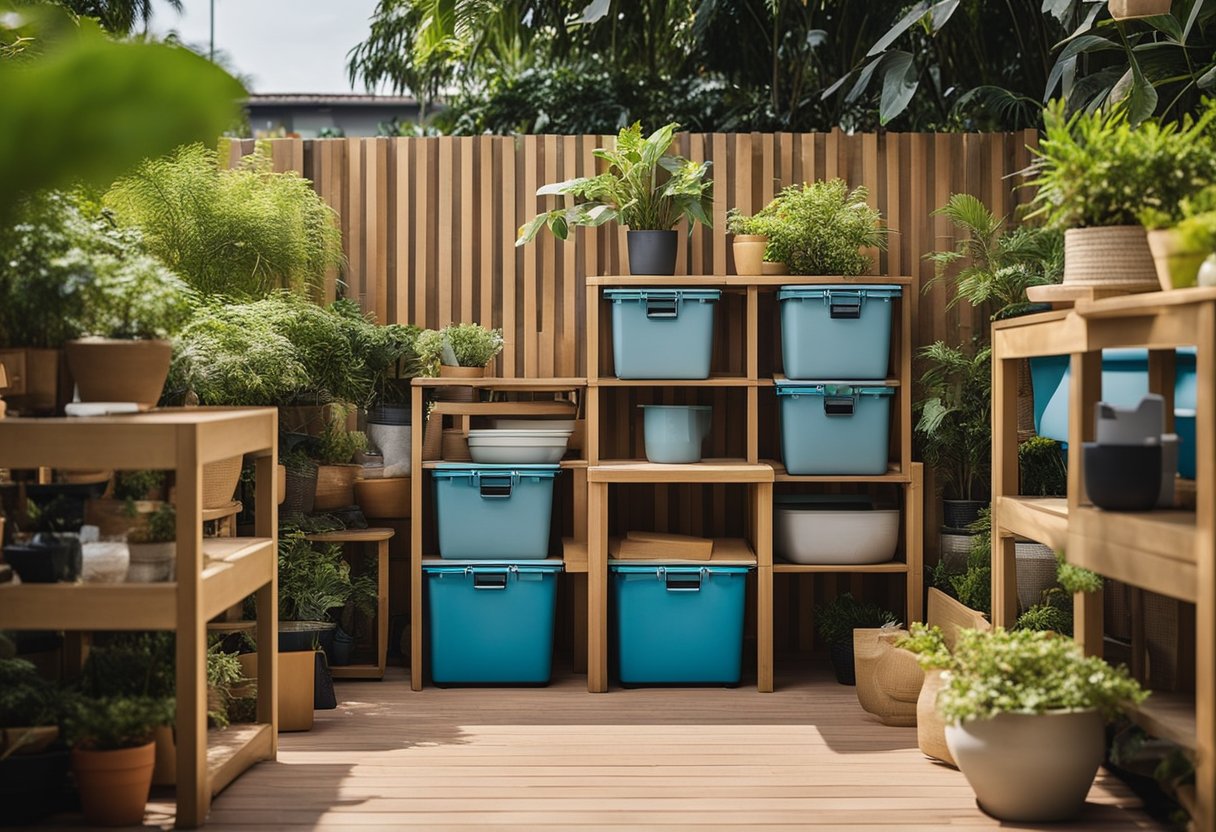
[246,93,420,108]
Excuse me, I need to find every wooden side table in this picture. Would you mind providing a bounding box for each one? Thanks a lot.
[306,528,393,679]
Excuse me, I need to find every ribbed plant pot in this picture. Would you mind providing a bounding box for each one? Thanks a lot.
[1147,228,1206,291]
[1062,227,1158,292]
[282,462,318,516]
[65,338,172,410]
[437,364,485,403]
[946,709,1104,822]
[942,500,987,531]
[732,235,767,275]
[627,229,678,276]
[1016,541,1059,610]
[71,741,156,827]
[203,455,243,509]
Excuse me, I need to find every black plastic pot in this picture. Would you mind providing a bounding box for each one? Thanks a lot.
[314,650,337,710]
[366,404,410,426]
[0,747,70,827]
[3,533,82,583]
[829,642,856,686]
[279,621,336,655]
[1084,443,1161,511]
[942,499,988,531]
[627,230,678,276]
[330,627,355,666]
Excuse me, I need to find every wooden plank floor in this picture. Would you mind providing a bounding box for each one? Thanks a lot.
[47,668,1161,831]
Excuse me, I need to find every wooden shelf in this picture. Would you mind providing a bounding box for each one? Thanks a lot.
[329,664,385,680]
[591,374,772,387]
[412,376,586,390]
[1123,692,1197,754]
[589,459,775,484]
[430,401,576,417]
[992,496,1068,551]
[609,536,757,565]
[206,723,273,796]
[766,461,909,483]
[1068,506,1197,603]
[587,275,913,287]
[563,538,588,573]
[305,528,395,543]
[773,560,910,574]
[421,458,587,469]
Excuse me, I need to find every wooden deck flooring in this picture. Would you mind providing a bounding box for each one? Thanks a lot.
[50,668,1162,830]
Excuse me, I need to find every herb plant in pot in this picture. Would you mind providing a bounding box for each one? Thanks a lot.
[517,122,713,276]
[0,658,70,827]
[940,628,1146,823]
[1025,99,1216,292]
[726,209,769,275]
[815,593,899,685]
[750,180,886,276]
[416,324,504,405]
[310,410,367,511]
[126,502,176,583]
[1141,187,1216,291]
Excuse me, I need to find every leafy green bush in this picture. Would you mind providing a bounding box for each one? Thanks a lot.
[113,470,165,503]
[1015,595,1072,635]
[0,658,64,728]
[128,503,176,545]
[895,623,953,670]
[750,180,886,275]
[80,633,175,700]
[278,532,376,622]
[67,695,173,751]
[1026,99,1216,230]
[815,593,899,646]
[915,339,992,501]
[1019,436,1067,497]
[105,143,344,299]
[937,628,1146,723]
[416,324,504,376]
[312,410,368,465]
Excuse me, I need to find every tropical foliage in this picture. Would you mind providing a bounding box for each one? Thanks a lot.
[815,593,900,646]
[278,532,377,623]
[915,339,992,502]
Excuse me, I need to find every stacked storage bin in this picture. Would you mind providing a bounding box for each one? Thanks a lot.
[424,463,563,684]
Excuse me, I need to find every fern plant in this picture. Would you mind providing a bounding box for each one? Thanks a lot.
[915,339,992,501]
[105,144,344,299]
[278,532,376,622]
[750,180,886,275]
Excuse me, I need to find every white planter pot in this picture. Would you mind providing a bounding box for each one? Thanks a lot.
[367,422,412,477]
[127,542,175,582]
[946,709,1104,822]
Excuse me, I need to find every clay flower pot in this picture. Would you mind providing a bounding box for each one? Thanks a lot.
[313,463,359,510]
[1147,228,1207,291]
[761,260,789,275]
[65,338,172,410]
[732,234,767,275]
[437,364,486,403]
[71,741,156,827]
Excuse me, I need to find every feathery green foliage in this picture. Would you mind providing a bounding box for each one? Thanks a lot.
[0,658,65,731]
[105,144,344,299]
[915,339,991,501]
[67,695,173,751]
[278,532,377,622]
[815,592,900,646]
[749,180,886,275]
[313,410,368,466]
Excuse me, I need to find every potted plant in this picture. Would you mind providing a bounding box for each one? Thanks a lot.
[278,531,376,657]
[1025,99,1216,292]
[310,409,367,511]
[815,593,899,685]
[84,469,166,539]
[517,122,713,276]
[746,180,886,276]
[916,339,991,531]
[726,209,769,275]
[67,695,174,827]
[0,658,70,827]
[416,323,504,408]
[939,627,1146,822]
[1141,187,1216,291]
[126,502,176,583]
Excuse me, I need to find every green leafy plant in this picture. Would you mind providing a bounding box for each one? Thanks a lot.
[936,627,1146,724]
[113,470,165,503]
[105,144,344,299]
[205,643,245,730]
[1019,436,1067,497]
[895,623,953,670]
[930,510,993,616]
[1025,99,1216,230]
[415,324,504,376]
[80,633,175,701]
[0,658,65,736]
[815,592,900,646]
[725,208,764,237]
[1014,594,1072,634]
[278,532,376,622]
[915,339,992,502]
[926,194,1064,319]
[66,695,173,751]
[749,180,886,275]
[516,122,712,243]
[312,410,368,466]
[128,503,176,545]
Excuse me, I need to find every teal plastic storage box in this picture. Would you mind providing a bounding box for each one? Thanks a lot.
[776,381,895,475]
[610,563,750,685]
[432,463,559,559]
[778,285,901,380]
[605,288,721,379]
[423,560,563,684]
[1029,348,1196,477]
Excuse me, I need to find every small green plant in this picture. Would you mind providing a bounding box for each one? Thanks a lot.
[815,593,899,646]
[517,122,712,243]
[1019,436,1067,497]
[895,623,953,670]
[415,324,504,376]
[205,643,245,730]
[278,532,376,622]
[936,627,1146,724]
[915,339,992,502]
[128,502,176,545]
[312,410,368,466]
[113,470,164,503]
[66,695,174,751]
[1026,99,1216,230]
[0,658,65,737]
[748,180,886,275]
[725,208,764,237]
[930,510,993,616]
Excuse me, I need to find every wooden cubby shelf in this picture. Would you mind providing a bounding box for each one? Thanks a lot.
[609,536,757,565]
[589,460,775,484]
[766,461,910,483]
[773,561,912,574]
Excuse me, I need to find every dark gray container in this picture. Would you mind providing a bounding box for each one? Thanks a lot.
[627,230,678,276]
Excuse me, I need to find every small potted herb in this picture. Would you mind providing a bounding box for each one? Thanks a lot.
[939,627,1146,822]
[1141,186,1216,291]
[725,209,769,275]
[815,593,899,685]
[126,502,176,582]
[416,323,504,414]
[746,180,886,276]
[517,122,712,276]
[310,408,368,511]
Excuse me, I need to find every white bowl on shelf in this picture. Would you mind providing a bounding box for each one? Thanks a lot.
[467,429,572,464]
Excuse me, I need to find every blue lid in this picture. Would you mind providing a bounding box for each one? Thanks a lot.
[608,563,752,574]
[603,288,721,302]
[775,494,875,510]
[775,381,896,397]
[432,462,561,479]
[777,285,902,301]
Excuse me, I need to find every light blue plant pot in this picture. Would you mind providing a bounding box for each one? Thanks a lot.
[640,405,711,464]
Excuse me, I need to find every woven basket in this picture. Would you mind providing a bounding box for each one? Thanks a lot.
[1062,227,1159,291]
[854,628,923,727]
[938,531,974,572]
[917,669,955,766]
[202,455,243,510]
[1016,541,1060,610]
[1104,579,1133,641]
[282,463,318,516]
[1145,591,1183,691]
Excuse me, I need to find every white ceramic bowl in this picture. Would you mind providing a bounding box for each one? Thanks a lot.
[467,429,572,464]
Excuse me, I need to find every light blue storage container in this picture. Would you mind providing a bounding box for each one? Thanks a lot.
[1029,348,1196,478]
[776,381,895,475]
[610,563,750,685]
[777,285,901,380]
[605,288,721,379]
[423,560,563,684]
[640,405,711,463]
[432,463,559,559]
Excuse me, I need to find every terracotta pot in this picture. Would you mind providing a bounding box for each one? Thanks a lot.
[71,741,156,827]
[437,364,486,403]
[946,710,1104,822]
[732,235,767,276]
[202,455,243,509]
[65,339,171,410]
[1061,226,1157,291]
[239,652,314,732]
[1108,0,1171,18]
[354,476,410,519]
[854,628,923,727]
[313,463,359,510]
[917,669,954,765]
[276,464,286,505]
[1147,228,1206,291]
[761,260,789,276]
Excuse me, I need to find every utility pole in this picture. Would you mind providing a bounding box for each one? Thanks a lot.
[209,0,215,61]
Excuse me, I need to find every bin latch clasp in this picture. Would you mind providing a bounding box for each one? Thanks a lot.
[825,290,863,320]
[469,566,515,589]
[659,566,706,592]
[822,385,856,417]
[645,296,680,319]
[474,471,518,499]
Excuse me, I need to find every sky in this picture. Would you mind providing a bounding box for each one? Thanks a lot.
[151,0,386,94]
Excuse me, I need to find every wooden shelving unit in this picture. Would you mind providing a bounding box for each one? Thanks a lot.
[408,376,588,691]
[0,409,279,829]
[991,288,1216,831]
[583,275,922,694]
[305,528,393,680]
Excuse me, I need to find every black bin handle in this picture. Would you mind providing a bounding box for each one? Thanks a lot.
[823,396,856,417]
[645,298,679,319]
[664,572,703,592]
[473,572,508,590]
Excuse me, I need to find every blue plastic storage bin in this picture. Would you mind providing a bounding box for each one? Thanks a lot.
[777,285,901,380]
[610,563,749,684]
[423,560,563,684]
[1029,348,1196,478]
[605,288,721,379]
[432,463,559,559]
[776,381,895,475]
